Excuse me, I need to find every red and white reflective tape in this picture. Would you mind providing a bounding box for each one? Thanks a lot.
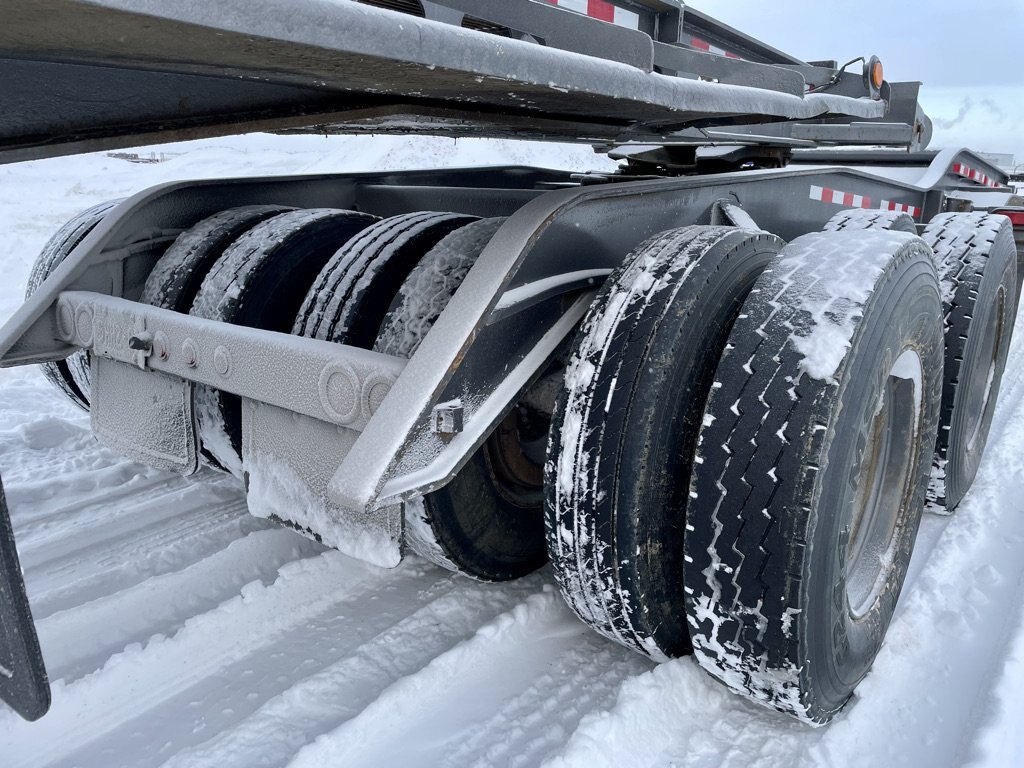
[879,199,922,217]
[810,185,921,218]
[951,162,1001,188]
[810,184,873,210]
[689,36,742,59]
[542,0,640,29]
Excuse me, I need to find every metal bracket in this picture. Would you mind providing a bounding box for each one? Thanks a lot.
[56,292,406,431]
[431,400,465,439]
[711,200,760,230]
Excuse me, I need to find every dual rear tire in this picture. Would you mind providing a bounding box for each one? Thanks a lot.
[921,213,1017,509]
[294,213,550,581]
[683,231,943,722]
[546,226,784,658]
[124,204,548,581]
[546,225,949,722]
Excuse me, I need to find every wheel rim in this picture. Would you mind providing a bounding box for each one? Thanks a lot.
[846,349,923,620]
[965,286,1005,456]
[483,406,546,507]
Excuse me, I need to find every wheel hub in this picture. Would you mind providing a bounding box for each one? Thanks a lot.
[484,405,547,507]
[846,349,922,620]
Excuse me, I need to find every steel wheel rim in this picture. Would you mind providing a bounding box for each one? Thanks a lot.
[846,349,923,620]
[483,407,546,507]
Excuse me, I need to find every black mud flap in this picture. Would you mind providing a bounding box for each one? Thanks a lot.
[0,473,50,720]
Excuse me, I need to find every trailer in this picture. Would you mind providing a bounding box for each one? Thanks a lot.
[1,0,1021,727]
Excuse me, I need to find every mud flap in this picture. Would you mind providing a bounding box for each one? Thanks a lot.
[241,399,403,568]
[0,473,50,721]
[91,357,200,475]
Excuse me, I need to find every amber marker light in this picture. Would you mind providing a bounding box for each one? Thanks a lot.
[864,55,884,98]
[871,60,884,88]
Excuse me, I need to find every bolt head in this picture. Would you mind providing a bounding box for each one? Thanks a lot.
[153,331,169,360]
[214,346,231,376]
[182,339,198,368]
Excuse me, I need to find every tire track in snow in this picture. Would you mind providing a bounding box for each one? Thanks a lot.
[0,550,407,767]
[155,573,552,768]
[446,613,652,768]
[14,468,239,554]
[12,467,196,536]
[0,417,103,486]
[285,588,650,768]
[4,333,1024,768]
[1,559,551,768]
[24,494,255,619]
[38,526,323,683]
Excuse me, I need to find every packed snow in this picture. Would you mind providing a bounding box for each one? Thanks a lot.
[0,134,1023,767]
[778,230,924,383]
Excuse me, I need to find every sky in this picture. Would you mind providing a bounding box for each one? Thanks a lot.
[692,0,1024,166]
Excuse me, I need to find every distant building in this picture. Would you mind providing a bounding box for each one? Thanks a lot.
[978,152,1015,172]
[977,153,1022,193]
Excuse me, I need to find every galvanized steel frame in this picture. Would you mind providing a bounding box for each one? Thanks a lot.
[0,157,980,533]
[0,0,890,163]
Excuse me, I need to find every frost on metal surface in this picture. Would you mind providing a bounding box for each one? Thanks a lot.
[778,231,917,383]
[90,359,199,474]
[242,402,402,568]
[47,0,887,133]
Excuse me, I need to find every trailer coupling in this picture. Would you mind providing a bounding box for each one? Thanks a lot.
[0,474,50,721]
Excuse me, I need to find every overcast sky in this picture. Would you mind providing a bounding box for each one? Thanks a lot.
[692,1,1024,165]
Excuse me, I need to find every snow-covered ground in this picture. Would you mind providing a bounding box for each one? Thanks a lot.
[1,135,1023,767]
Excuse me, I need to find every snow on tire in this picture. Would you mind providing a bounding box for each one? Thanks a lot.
[190,208,378,476]
[26,198,121,409]
[823,209,917,233]
[375,218,548,581]
[545,225,783,660]
[293,211,477,348]
[685,230,943,723]
[141,205,293,312]
[920,212,1017,510]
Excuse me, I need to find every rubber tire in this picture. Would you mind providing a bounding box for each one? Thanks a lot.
[684,230,943,723]
[823,209,917,233]
[293,211,477,348]
[375,217,548,582]
[190,208,378,475]
[26,199,121,409]
[141,205,293,312]
[545,226,784,660]
[921,212,1018,510]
